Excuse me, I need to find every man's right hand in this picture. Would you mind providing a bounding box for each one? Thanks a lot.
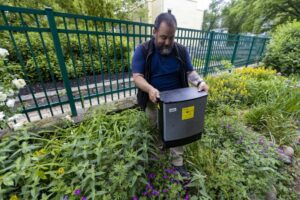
[148,87,160,103]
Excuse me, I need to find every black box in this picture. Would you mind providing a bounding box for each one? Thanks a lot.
[158,87,208,147]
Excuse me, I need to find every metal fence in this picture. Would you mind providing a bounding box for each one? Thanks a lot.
[0,5,269,121]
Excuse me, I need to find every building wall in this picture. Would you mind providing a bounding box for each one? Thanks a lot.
[148,0,204,30]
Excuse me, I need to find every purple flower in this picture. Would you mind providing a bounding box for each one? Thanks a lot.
[162,189,168,193]
[165,168,176,174]
[277,147,284,154]
[147,173,156,179]
[151,190,160,196]
[184,193,189,200]
[63,195,69,200]
[258,137,264,145]
[132,196,138,200]
[164,175,169,179]
[145,183,153,191]
[227,124,231,129]
[74,189,81,196]
[81,197,87,200]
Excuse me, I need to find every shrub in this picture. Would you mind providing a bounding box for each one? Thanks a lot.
[263,21,300,75]
[2,31,132,83]
[186,114,296,200]
[0,109,154,199]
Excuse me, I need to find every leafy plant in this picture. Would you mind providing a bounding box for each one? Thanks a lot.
[264,21,300,75]
[0,109,155,200]
[0,48,26,130]
[186,114,296,199]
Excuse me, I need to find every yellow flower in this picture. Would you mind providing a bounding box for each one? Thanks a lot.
[57,167,65,174]
[34,149,47,157]
[10,195,19,200]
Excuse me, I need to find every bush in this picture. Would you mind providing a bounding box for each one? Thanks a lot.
[206,67,300,145]
[1,31,132,83]
[263,21,300,75]
[186,114,296,199]
[0,109,154,199]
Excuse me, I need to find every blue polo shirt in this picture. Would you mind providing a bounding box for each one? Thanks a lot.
[132,45,193,91]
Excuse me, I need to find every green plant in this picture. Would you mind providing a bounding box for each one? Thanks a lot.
[221,60,234,72]
[2,32,132,83]
[186,114,296,199]
[263,21,300,75]
[0,109,155,199]
[0,48,26,130]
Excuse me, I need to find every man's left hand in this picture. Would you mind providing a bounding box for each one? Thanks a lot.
[198,82,209,92]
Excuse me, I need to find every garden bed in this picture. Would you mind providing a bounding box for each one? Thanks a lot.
[1,67,299,200]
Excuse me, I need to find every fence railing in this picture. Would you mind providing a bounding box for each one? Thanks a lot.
[0,5,269,121]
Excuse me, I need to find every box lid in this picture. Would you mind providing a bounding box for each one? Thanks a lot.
[159,87,207,103]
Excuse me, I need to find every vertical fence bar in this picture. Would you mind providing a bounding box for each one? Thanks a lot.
[125,23,132,96]
[231,34,240,66]
[93,20,107,103]
[258,38,267,62]
[246,37,256,67]
[35,13,65,115]
[85,19,100,105]
[203,31,214,76]
[74,18,92,106]
[19,12,54,118]
[111,22,120,99]
[45,7,77,116]
[2,10,43,120]
[62,17,84,108]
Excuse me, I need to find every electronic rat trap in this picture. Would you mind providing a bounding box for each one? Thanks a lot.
[158,87,208,147]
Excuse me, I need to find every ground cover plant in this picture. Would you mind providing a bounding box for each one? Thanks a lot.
[0,67,299,199]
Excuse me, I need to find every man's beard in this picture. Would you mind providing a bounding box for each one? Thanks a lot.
[160,47,173,55]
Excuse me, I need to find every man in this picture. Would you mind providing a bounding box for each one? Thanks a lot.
[131,11,209,178]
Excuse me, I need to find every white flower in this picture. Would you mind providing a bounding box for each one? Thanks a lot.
[0,112,5,121]
[0,92,7,102]
[6,99,15,107]
[8,114,23,121]
[0,48,9,57]
[6,89,15,97]
[7,120,25,130]
[12,79,26,89]
[65,115,74,123]
[12,122,24,130]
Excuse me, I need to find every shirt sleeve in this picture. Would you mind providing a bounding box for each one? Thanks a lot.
[185,48,194,71]
[131,45,145,74]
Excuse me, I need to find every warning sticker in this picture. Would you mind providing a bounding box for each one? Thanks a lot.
[182,106,195,120]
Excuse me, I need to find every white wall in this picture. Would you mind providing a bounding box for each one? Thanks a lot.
[148,0,204,30]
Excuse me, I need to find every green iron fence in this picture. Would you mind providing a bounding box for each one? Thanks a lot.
[0,5,269,121]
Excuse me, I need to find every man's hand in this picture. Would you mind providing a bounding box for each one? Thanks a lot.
[198,81,209,92]
[148,87,160,103]
[187,70,209,93]
[133,73,160,103]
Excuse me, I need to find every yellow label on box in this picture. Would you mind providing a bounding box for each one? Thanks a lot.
[182,106,194,120]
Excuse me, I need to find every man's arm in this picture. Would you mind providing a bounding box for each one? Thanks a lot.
[133,73,160,103]
[187,70,209,92]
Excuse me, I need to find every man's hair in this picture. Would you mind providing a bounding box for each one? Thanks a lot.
[154,11,177,30]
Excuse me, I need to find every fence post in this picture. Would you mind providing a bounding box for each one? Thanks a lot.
[231,34,240,66]
[204,31,214,76]
[258,38,268,63]
[45,7,77,116]
[246,36,256,67]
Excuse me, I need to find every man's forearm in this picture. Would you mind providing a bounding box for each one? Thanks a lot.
[133,73,160,102]
[132,74,154,93]
[187,70,204,87]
